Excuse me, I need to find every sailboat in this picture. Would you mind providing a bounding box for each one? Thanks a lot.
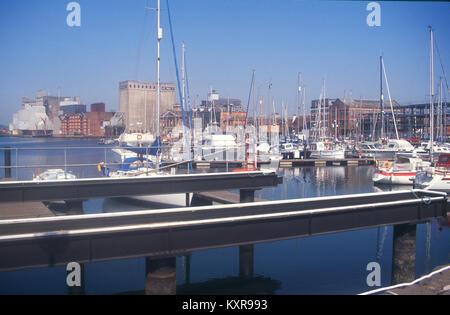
[309,78,345,159]
[372,56,430,185]
[414,27,450,192]
[103,0,192,207]
[371,55,431,185]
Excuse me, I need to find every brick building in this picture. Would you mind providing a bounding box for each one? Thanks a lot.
[60,113,88,136]
[60,103,114,136]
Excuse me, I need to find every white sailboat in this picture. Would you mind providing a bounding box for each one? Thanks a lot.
[414,27,450,192]
[104,0,192,207]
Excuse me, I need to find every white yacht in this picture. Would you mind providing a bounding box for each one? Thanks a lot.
[33,169,77,181]
[372,154,430,185]
[309,141,345,159]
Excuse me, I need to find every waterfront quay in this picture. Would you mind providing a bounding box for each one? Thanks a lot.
[180,158,374,170]
[0,185,447,294]
[0,139,448,295]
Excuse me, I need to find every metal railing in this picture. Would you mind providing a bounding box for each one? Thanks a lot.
[0,144,264,180]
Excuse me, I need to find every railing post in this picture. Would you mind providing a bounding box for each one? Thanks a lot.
[145,257,176,295]
[240,189,255,203]
[391,223,417,285]
[15,148,18,179]
[4,147,11,178]
[64,148,67,179]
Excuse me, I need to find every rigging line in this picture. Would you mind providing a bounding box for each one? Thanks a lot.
[381,58,399,140]
[244,70,256,130]
[136,0,151,80]
[184,52,193,132]
[434,33,450,95]
[166,0,190,161]
[184,50,195,171]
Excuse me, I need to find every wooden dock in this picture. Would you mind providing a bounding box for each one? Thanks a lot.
[0,178,56,220]
[278,158,373,168]
[0,189,446,272]
[171,158,375,169]
[0,202,54,220]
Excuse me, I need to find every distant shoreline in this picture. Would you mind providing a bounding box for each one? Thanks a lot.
[1,135,109,140]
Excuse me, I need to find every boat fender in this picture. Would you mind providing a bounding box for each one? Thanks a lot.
[97,162,110,177]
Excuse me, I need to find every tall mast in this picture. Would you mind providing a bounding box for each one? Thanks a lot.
[380,55,384,140]
[181,41,185,113]
[302,86,307,132]
[268,81,272,125]
[439,76,443,141]
[323,78,327,138]
[156,0,161,139]
[430,26,434,162]
[297,73,301,135]
[317,86,322,139]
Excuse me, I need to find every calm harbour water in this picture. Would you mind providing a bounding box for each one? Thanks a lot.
[0,137,448,295]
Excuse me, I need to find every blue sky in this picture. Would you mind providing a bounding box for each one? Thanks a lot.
[1,0,449,125]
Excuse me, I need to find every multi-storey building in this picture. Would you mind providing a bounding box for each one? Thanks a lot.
[119,81,176,134]
[60,103,114,137]
[396,102,450,140]
[311,98,450,141]
[12,90,81,135]
[60,113,88,136]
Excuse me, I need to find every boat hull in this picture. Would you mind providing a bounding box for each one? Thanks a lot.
[414,172,450,192]
[310,150,345,160]
[129,193,193,207]
[372,170,416,185]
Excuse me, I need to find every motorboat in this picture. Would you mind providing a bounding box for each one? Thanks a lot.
[353,143,376,158]
[372,154,430,185]
[33,168,77,181]
[357,139,417,160]
[98,138,115,145]
[309,141,345,159]
[414,142,450,161]
[202,133,238,161]
[414,153,450,192]
[280,142,306,159]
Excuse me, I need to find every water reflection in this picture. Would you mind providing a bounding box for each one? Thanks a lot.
[257,166,386,201]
